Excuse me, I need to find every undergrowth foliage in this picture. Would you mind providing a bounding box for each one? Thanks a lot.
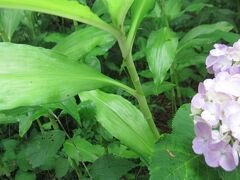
[0,0,240,179]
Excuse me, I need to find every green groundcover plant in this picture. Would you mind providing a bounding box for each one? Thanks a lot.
[0,0,240,179]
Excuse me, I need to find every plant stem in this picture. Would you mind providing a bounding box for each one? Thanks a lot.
[49,110,82,179]
[117,33,160,139]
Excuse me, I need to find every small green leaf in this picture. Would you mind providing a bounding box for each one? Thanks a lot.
[142,81,175,96]
[53,26,115,61]
[80,90,156,161]
[0,9,24,41]
[15,171,36,180]
[102,0,134,28]
[147,28,178,88]
[127,0,155,46]
[90,155,136,180]
[54,157,69,178]
[64,136,104,162]
[0,43,134,111]
[165,0,183,21]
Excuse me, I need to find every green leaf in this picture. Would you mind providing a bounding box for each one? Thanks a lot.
[150,104,219,180]
[102,0,134,28]
[59,97,80,124]
[15,171,36,180]
[64,136,104,162]
[54,157,70,178]
[165,0,183,21]
[180,21,233,45]
[127,0,155,47]
[0,0,117,35]
[24,130,65,168]
[142,81,175,96]
[90,155,136,180]
[184,3,213,13]
[147,28,178,88]
[80,90,156,161]
[0,43,134,111]
[19,108,48,137]
[53,26,115,62]
[0,9,24,41]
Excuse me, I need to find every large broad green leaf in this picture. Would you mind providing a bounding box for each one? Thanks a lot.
[80,90,156,162]
[90,155,136,180]
[180,21,233,45]
[0,9,24,41]
[53,26,115,61]
[0,0,116,35]
[63,136,105,162]
[150,104,219,180]
[0,43,134,111]
[146,28,178,88]
[102,0,134,28]
[127,0,156,47]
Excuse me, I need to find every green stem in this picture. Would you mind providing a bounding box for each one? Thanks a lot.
[36,119,44,133]
[49,110,81,179]
[117,33,160,139]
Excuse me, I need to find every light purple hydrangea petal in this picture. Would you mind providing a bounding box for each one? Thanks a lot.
[192,122,212,154]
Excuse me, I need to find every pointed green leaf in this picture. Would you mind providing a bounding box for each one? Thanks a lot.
[80,90,156,161]
[146,28,178,88]
[53,26,115,61]
[102,0,134,28]
[127,0,155,47]
[0,0,117,35]
[0,9,24,41]
[64,136,104,162]
[180,21,233,45]
[0,43,134,111]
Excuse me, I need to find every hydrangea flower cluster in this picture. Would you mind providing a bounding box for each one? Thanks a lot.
[191,40,240,171]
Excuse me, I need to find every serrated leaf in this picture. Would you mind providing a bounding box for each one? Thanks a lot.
[150,104,219,180]
[147,28,178,88]
[24,130,65,168]
[0,43,133,111]
[53,26,115,61]
[64,136,104,162]
[90,155,136,180]
[80,90,156,161]
[102,0,133,28]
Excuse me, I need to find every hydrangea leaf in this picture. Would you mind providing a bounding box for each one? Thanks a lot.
[150,104,219,179]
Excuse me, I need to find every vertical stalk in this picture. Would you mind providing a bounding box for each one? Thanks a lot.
[160,0,181,111]
[117,33,160,139]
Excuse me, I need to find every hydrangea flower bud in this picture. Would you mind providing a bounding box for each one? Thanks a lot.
[191,72,240,171]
